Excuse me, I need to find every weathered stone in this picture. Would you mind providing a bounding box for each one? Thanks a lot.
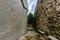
[34,0,60,39]
[0,0,27,40]
[18,30,48,40]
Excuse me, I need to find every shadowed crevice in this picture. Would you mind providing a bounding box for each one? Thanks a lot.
[21,0,28,11]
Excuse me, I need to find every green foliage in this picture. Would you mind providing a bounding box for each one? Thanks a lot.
[27,13,35,24]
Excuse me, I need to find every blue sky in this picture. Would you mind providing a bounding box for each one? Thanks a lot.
[27,0,38,15]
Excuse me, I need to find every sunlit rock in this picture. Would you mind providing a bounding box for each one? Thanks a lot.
[0,0,27,40]
[34,0,60,39]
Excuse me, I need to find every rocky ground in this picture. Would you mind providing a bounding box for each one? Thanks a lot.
[18,30,47,40]
[18,29,58,40]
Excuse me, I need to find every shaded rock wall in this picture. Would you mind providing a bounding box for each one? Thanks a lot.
[0,0,27,40]
[34,0,49,32]
[35,0,60,39]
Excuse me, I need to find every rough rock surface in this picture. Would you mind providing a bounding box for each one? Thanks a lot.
[18,30,48,40]
[34,0,60,39]
[0,0,27,40]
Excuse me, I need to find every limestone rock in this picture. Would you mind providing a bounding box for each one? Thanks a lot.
[34,0,60,39]
[0,0,27,40]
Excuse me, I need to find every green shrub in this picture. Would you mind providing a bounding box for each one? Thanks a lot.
[27,13,35,24]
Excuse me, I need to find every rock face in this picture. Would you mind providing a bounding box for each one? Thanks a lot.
[18,30,48,40]
[35,0,49,32]
[0,0,27,40]
[35,0,60,39]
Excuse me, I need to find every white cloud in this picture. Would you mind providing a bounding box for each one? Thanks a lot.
[28,0,38,15]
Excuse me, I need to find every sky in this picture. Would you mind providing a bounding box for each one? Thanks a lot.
[27,0,38,15]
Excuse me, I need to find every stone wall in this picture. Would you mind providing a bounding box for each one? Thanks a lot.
[34,0,60,39]
[0,0,27,40]
[34,0,49,32]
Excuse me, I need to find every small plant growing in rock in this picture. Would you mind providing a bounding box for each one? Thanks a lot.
[45,31,49,36]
